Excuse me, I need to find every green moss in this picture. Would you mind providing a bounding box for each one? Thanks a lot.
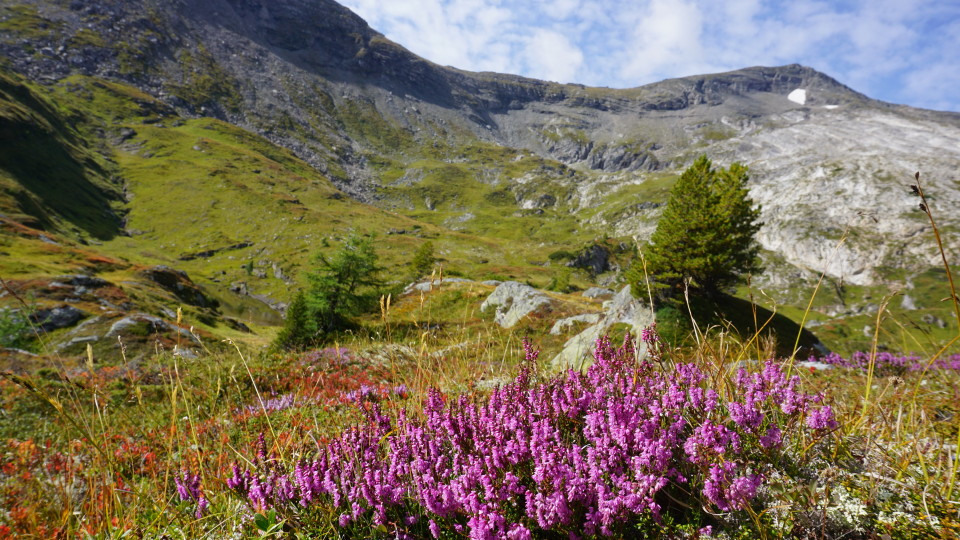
[0,4,62,42]
[167,46,243,113]
[336,99,415,151]
[698,125,735,141]
[68,28,107,48]
[53,75,171,125]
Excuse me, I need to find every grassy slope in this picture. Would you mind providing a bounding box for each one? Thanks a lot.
[5,66,954,360]
[0,71,595,357]
[0,70,124,239]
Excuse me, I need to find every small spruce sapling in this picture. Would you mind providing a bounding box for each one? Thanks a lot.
[272,291,316,351]
[411,241,436,278]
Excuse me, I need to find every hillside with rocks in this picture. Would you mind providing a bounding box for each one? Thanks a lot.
[5,2,960,537]
[2,0,959,357]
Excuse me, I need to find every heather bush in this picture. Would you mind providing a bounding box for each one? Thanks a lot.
[222,329,840,538]
[809,351,960,375]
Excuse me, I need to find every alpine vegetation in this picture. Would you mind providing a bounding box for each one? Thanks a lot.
[222,331,840,538]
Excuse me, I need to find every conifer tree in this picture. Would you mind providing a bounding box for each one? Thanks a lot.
[272,291,316,351]
[642,156,762,295]
[411,241,436,277]
[306,234,383,333]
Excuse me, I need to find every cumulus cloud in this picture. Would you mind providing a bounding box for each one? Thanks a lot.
[522,29,584,83]
[339,0,960,111]
[618,0,708,83]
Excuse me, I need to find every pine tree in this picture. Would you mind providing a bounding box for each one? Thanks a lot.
[272,291,316,351]
[642,156,762,295]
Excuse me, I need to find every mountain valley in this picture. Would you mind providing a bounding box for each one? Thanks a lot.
[1,0,959,361]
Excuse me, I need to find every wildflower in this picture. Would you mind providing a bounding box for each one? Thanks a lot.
[225,336,835,537]
[174,470,207,518]
[806,405,839,431]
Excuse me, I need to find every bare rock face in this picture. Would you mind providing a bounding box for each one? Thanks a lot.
[480,281,556,328]
[728,106,960,287]
[566,244,611,276]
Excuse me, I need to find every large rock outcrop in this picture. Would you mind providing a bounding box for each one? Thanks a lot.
[551,286,655,371]
[480,281,556,328]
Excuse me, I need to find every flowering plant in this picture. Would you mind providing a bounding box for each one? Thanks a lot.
[222,329,837,538]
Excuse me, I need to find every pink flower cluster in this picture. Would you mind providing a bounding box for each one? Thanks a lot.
[224,331,837,538]
[174,470,208,518]
[811,351,960,374]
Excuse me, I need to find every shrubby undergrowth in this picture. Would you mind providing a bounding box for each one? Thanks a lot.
[219,330,841,538]
[2,327,957,537]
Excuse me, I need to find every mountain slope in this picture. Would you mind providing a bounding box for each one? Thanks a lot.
[0,66,583,362]
[0,69,125,239]
[2,0,959,354]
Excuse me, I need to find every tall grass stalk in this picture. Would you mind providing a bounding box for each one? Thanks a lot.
[913,171,960,328]
[859,295,892,421]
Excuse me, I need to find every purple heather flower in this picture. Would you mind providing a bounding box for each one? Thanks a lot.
[255,432,268,463]
[759,427,783,449]
[684,421,740,464]
[640,324,662,347]
[806,405,839,431]
[196,496,208,519]
[175,470,207,517]
[223,336,837,536]
[703,462,760,511]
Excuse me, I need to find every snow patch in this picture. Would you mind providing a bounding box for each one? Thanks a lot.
[788,88,807,105]
[823,105,839,109]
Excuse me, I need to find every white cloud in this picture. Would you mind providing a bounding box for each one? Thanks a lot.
[546,0,582,20]
[522,29,584,83]
[618,0,709,83]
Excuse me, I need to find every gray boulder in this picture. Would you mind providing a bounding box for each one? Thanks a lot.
[551,286,655,371]
[581,287,614,299]
[404,277,474,294]
[604,285,656,328]
[550,313,601,335]
[32,305,86,332]
[106,315,169,338]
[480,281,555,328]
[796,360,833,371]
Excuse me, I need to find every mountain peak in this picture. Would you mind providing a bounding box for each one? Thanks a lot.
[654,64,870,107]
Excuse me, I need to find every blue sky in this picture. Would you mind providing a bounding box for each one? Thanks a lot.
[340,0,960,112]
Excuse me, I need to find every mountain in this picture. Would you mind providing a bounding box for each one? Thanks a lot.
[2,0,958,356]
